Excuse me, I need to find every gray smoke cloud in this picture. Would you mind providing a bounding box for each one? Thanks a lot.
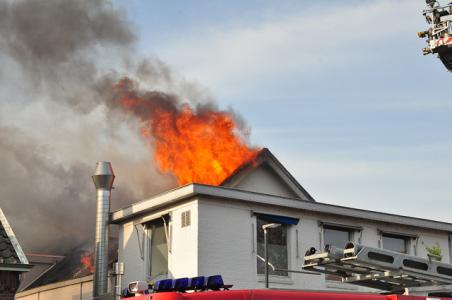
[0,0,222,254]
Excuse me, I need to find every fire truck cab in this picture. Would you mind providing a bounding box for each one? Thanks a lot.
[129,290,452,300]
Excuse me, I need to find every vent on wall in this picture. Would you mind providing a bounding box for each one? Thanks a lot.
[181,210,191,228]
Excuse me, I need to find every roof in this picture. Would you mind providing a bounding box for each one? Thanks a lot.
[110,183,452,232]
[18,253,65,292]
[25,240,117,290]
[0,208,31,272]
[221,148,315,201]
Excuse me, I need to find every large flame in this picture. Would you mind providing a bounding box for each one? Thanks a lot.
[116,78,260,186]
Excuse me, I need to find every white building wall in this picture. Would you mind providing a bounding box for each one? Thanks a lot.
[116,190,451,291]
[197,200,257,288]
[38,285,79,300]
[118,199,199,287]
[232,164,298,198]
[196,197,451,291]
[16,276,93,300]
[169,201,199,278]
[119,220,146,287]
[197,199,327,290]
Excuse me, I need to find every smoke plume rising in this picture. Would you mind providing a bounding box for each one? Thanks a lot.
[0,0,253,254]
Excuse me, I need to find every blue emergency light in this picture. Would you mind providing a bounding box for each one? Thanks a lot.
[206,275,224,290]
[151,275,232,293]
[174,277,189,291]
[189,276,206,291]
[153,279,173,292]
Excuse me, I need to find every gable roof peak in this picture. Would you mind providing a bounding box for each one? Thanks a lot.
[221,148,315,201]
[0,208,29,266]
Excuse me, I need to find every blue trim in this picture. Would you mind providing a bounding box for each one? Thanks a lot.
[255,213,299,225]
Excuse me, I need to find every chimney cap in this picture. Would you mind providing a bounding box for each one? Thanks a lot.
[92,161,115,190]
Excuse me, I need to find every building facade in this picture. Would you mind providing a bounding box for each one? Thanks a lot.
[112,150,452,291]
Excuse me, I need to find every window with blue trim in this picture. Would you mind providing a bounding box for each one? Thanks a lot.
[256,217,289,276]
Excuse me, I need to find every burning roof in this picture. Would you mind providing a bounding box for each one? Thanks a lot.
[116,78,260,187]
[115,79,314,199]
[18,253,65,292]
[25,240,117,290]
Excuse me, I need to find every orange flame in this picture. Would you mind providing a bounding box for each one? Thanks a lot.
[116,78,260,186]
[80,252,94,273]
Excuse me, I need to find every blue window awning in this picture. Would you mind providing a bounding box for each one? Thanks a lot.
[255,212,299,225]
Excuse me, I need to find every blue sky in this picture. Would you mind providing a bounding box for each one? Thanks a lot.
[120,0,452,221]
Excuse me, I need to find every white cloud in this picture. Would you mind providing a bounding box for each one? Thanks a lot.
[285,156,450,181]
[153,0,423,97]
[137,0,452,222]
[276,150,452,222]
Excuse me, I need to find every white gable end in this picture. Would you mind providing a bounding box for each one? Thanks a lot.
[220,148,315,201]
[232,164,298,198]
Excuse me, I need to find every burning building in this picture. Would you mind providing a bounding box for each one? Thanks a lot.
[11,74,452,298]
[14,148,452,300]
[2,2,451,298]
[109,148,452,292]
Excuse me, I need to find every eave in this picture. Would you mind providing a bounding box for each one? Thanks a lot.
[110,184,452,232]
[0,262,33,272]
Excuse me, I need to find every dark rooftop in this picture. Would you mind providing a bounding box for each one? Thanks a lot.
[0,223,20,264]
[0,208,29,268]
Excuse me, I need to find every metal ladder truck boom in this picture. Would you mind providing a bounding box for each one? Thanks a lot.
[121,243,452,299]
[418,0,452,70]
[303,242,452,297]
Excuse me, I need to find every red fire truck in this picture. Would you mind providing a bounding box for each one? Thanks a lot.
[129,290,447,300]
[123,244,452,300]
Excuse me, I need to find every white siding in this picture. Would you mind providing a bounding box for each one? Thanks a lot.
[118,199,199,287]
[169,201,198,278]
[119,221,146,286]
[198,200,258,288]
[16,276,93,300]
[232,164,298,198]
[197,199,326,290]
[196,197,451,291]
[116,194,451,291]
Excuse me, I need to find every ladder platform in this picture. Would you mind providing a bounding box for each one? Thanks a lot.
[303,243,452,293]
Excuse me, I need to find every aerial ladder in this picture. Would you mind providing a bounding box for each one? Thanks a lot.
[122,243,452,299]
[418,0,452,70]
[303,242,452,297]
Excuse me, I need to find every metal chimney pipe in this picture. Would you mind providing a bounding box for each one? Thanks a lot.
[92,162,115,300]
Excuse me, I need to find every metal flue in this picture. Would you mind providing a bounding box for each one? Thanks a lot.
[92,162,115,300]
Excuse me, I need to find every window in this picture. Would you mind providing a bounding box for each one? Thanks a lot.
[145,218,169,280]
[256,217,288,276]
[324,226,353,249]
[323,225,355,281]
[181,210,191,227]
[382,233,409,254]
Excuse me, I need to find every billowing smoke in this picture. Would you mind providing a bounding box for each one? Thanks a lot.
[0,0,229,253]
